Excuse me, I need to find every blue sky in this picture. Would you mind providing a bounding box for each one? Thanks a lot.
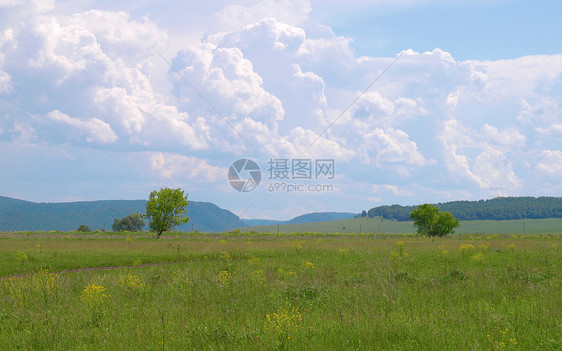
[324,1,562,60]
[0,0,561,220]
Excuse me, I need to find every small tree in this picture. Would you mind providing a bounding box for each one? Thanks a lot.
[410,204,460,237]
[141,188,189,239]
[112,214,145,232]
[77,224,92,232]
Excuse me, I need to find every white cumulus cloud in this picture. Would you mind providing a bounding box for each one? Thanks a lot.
[149,152,224,182]
[46,110,118,144]
[535,150,562,176]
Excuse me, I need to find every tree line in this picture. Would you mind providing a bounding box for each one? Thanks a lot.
[364,197,562,221]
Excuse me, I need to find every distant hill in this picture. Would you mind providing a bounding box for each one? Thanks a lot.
[242,219,283,227]
[0,196,246,233]
[286,212,356,224]
[365,197,562,221]
[241,212,355,227]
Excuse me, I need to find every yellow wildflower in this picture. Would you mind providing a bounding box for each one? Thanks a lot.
[290,240,304,250]
[169,269,192,293]
[80,284,109,306]
[286,271,297,278]
[251,270,266,285]
[265,303,303,336]
[117,273,145,291]
[219,251,231,261]
[217,270,231,287]
[16,251,28,262]
[2,277,25,306]
[459,244,475,253]
[471,253,484,262]
[247,256,260,265]
[33,267,61,293]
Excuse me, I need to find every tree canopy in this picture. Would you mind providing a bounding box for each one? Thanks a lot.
[142,188,189,239]
[76,224,91,232]
[112,214,145,232]
[410,204,460,237]
[366,197,562,221]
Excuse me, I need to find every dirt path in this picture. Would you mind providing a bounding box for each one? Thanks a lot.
[0,261,183,280]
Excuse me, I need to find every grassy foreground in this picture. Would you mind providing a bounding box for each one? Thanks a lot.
[0,233,560,350]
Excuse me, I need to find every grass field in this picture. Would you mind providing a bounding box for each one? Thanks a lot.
[240,217,562,235]
[0,232,560,350]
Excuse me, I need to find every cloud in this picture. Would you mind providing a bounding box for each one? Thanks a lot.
[535,150,562,176]
[517,97,562,138]
[286,126,354,159]
[440,119,521,190]
[67,10,167,63]
[1,8,210,151]
[0,0,53,12]
[479,123,526,148]
[149,152,224,182]
[0,1,561,217]
[363,127,429,170]
[46,110,118,144]
[173,18,343,156]
[169,12,560,195]
[472,147,520,190]
[212,0,312,31]
[93,85,210,149]
[0,55,9,93]
[173,43,284,150]
[10,123,36,142]
[0,28,13,92]
[0,0,25,6]
[372,184,413,196]
[478,54,562,98]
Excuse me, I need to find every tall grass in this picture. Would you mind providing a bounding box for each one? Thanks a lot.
[0,234,560,350]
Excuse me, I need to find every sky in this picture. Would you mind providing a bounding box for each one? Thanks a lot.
[0,0,561,220]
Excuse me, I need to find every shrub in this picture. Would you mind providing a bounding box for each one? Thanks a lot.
[77,225,92,232]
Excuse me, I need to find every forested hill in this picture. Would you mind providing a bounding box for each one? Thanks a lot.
[0,196,246,232]
[366,197,562,221]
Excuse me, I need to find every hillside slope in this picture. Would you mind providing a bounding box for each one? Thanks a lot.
[242,212,355,227]
[0,196,245,232]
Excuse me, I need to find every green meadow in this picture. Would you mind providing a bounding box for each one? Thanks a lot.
[241,217,562,235]
[0,232,560,350]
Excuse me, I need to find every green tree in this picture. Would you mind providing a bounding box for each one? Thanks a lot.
[112,214,145,232]
[77,224,92,232]
[410,204,460,237]
[142,188,189,239]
